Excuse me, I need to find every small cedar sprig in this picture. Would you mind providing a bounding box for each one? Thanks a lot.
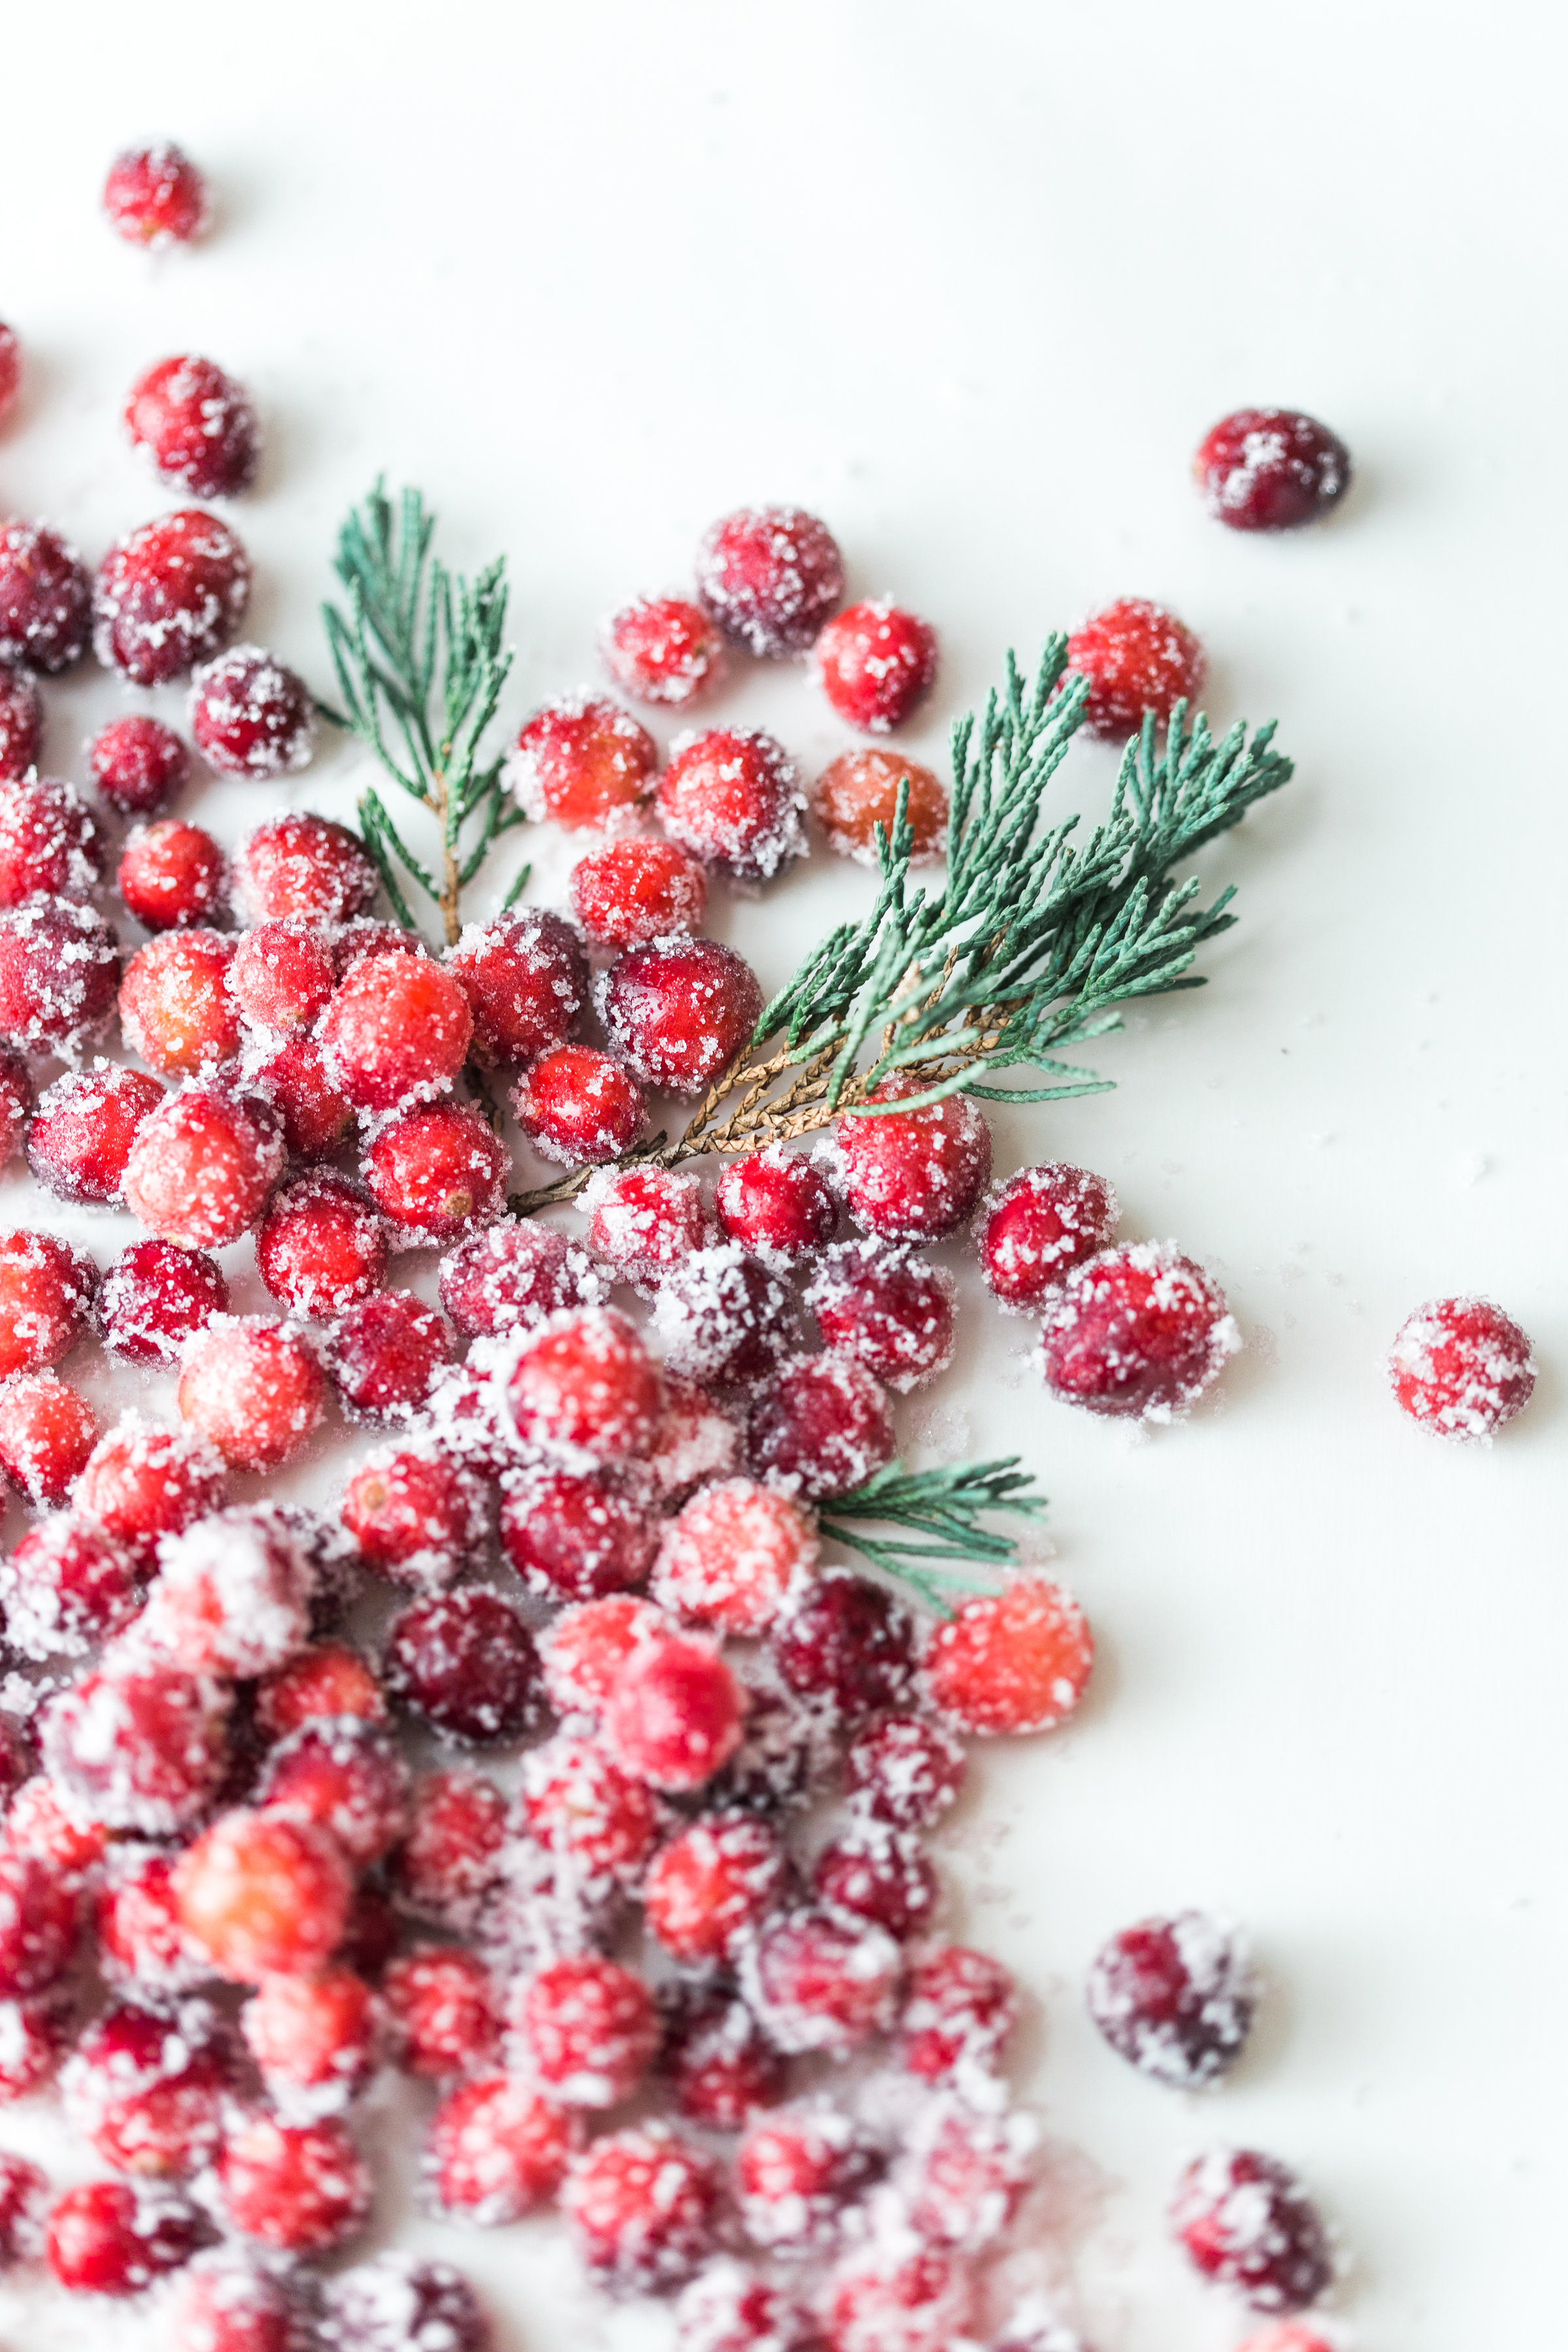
[817,1456,1048,1614]
[321,482,529,946]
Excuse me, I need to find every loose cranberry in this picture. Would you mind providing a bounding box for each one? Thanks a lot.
[504,694,659,831]
[0,1045,25,1162]
[125,357,257,505]
[653,1246,800,1392]
[815,1823,938,1940]
[771,1569,915,1722]
[517,1732,661,1884]
[95,1239,228,1365]
[0,2149,46,2264]
[602,1630,746,1792]
[506,1305,663,1462]
[1086,1910,1257,2087]
[189,645,315,778]
[1195,408,1351,531]
[446,907,588,1069]
[342,1440,485,1590]
[743,1909,903,2055]
[600,937,764,1095]
[833,1077,992,1241]
[0,773,102,904]
[258,1172,387,1316]
[898,1943,1017,2083]
[41,1660,229,1835]
[120,928,240,1077]
[218,2112,371,2255]
[738,2107,883,2255]
[10,1777,110,1884]
[601,595,725,706]
[845,1712,964,1829]
[537,1594,668,1718]
[242,1967,377,2108]
[63,2000,231,2177]
[747,1353,895,1500]
[675,2265,825,2352]
[90,715,189,817]
[118,819,225,931]
[696,506,844,658]
[512,1953,658,2108]
[170,2256,313,2352]
[0,523,92,673]
[0,673,39,785]
[384,1588,544,1746]
[25,1065,159,1207]
[1171,2148,1333,2310]
[440,1217,604,1337]
[1,1513,137,1655]
[123,1078,280,1249]
[563,2124,723,2294]
[659,727,806,881]
[228,920,336,1033]
[246,1032,354,1158]
[326,1290,451,1424]
[815,600,938,733]
[979,1163,1119,1310]
[231,813,378,924]
[645,1371,742,1506]
[515,1044,647,1166]
[707,1671,820,1817]
[499,1465,656,1602]
[570,830,712,950]
[318,949,472,1113]
[1386,1294,1536,1439]
[393,1768,508,1927]
[0,1997,63,2103]
[47,2179,207,2295]
[1068,598,1205,740]
[424,2072,579,2224]
[103,142,209,246]
[652,1478,817,1637]
[715,1146,836,1263]
[94,510,251,686]
[923,1575,1092,1737]
[807,1241,955,1392]
[1039,1240,1241,1420]
[0,1228,97,1378]
[0,900,120,1056]
[256,1714,408,1867]
[178,1316,325,1469]
[645,1810,790,1964]
[0,324,19,427]
[659,1982,789,2131]
[583,1164,712,1292]
[256,1640,387,1738]
[383,1944,498,2079]
[321,2255,495,2352]
[904,2100,1034,2252]
[0,1846,78,1995]
[175,1808,351,1982]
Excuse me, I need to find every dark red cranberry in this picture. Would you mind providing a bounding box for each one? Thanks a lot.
[122,1081,283,1250]
[125,355,257,500]
[47,2179,207,2295]
[103,143,209,246]
[657,1983,788,2132]
[771,1569,916,1722]
[0,1844,78,1994]
[978,1162,1119,1309]
[504,694,658,831]
[1194,408,1351,531]
[600,936,763,1094]
[812,1823,938,1939]
[0,523,91,673]
[1171,2149,1333,2311]
[833,1076,992,1241]
[706,1671,817,1816]
[1386,1294,1537,1440]
[0,1229,97,1379]
[318,949,472,1113]
[653,1245,800,1390]
[499,1466,657,1601]
[320,2255,495,2352]
[815,600,938,732]
[257,1718,410,1868]
[1038,1241,1241,1420]
[745,1353,895,1499]
[118,819,225,930]
[0,670,41,780]
[0,902,120,1056]
[258,1172,387,1316]
[562,2124,722,2295]
[246,1033,354,1160]
[1087,1911,1258,2087]
[811,747,948,866]
[326,1290,452,1423]
[95,1238,227,1364]
[361,1102,509,1243]
[439,1217,604,1337]
[570,834,709,949]
[805,1240,955,1392]
[190,645,315,778]
[1067,599,1206,740]
[600,595,724,706]
[0,774,103,906]
[743,1909,902,2053]
[657,727,805,881]
[715,1146,835,1262]
[446,908,588,1070]
[90,715,190,817]
[695,506,843,657]
[515,1044,646,1166]
[94,510,250,687]
[844,1712,964,1828]
[384,1588,545,1745]
[231,813,378,924]
[27,1064,163,1204]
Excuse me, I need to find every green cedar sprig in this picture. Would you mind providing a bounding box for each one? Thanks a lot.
[817,1456,1049,1614]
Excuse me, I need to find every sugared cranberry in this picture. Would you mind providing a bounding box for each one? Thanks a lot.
[1039,1240,1241,1420]
[1233,2331,1339,2352]
[652,1478,817,1637]
[512,1953,658,2108]
[659,1983,788,2131]
[1171,2148,1333,2311]
[771,1569,915,1722]
[26,1064,161,1205]
[515,1043,646,1166]
[845,1712,964,1829]
[175,1808,351,1982]
[257,1717,409,1867]
[601,595,725,706]
[326,1290,452,1423]
[572,834,709,951]
[601,936,764,1095]
[320,2255,494,2352]
[715,1146,836,1264]
[0,1846,78,1995]
[0,1368,86,1505]
[0,773,102,905]
[747,1354,895,1501]
[814,1823,938,1940]
[564,2124,723,2294]
[1086,1910,1257,2087]
[246,1032,354,1159]
[1068,598,1205,740]
[0,901,120,1057]
[504,694,658,831]
[361,1101,509,1244]
[923,1575,1092,1737]
[517,1733,661,1884]
[602,1630,746,1792]
[807,1241,955,1392]
[342,1441,485,1590]
[120,928,240,1076]
[653,1246,800,1392]
[1195,408,1351,531]
[537,1595,668,1718]
[103,142,209,246]
[833,1078,991,1241]
[824,2245,971,2352]
[1386,1294,1536,1439]
[217,2112,371,2255]
[178,1316,325,1469]
[898,1942,1017,2083]
[170,2256,312,2352]
[424,2072,579,2225]
[393,1767,508,1927]
[659,727,805,881]
[95,1239,228,1365]
[499,1465,656,1602]
[0,673,39,784]
[383,1944,498,2079]
[228,921,336,1032]
[8,1779,103,1884]
[118,819,225,931]
[0,523,92,673]
[506,1305,663,1463]
[257,1640,386,1737]
[318,950,472,1113]
[696,506,843,658]
[738,2107,883,2255]
[445,906,588,1071]
[743,1909,903,2055]
[63,2000,230,2177]
[41,1661,229,1835]
[675,2264,825,2352]
[124,355,257,499]
[815,601,938,733]
[385,1588,544,1746]
[583,1164,711,1292]
[0,1228,96,1378]
[904,2099,1034,2252]
[242,1967,376,2108]
[439,1217,603,1337]
[95,510,250,686]
[47,2179,206,2295]
[978,1163,1119,1309]
[0,2149,46,2264]
[189,646,315,779]
[232,813,378,924]
[645,1371,742,1505]
[645,1811,790,1964]
[259,1173,387,1316]
[90,715,189,817]
[1,1514,137,1656]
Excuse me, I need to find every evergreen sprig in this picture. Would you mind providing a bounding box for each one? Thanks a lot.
[817,1456,1048,1614]
[321,483,528,946]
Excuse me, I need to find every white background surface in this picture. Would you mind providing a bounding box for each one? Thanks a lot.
[0,4,1565,2347]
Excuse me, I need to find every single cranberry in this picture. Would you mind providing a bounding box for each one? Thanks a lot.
[0,1228,97,1378]
[0,523,92,673]
[440,1217,604,1337]
[258,1172,387,1316]
[190,645,315,779]
[118,819,225,931]
[175,1808,351,1982]
[845,1712,964,1829]
[653,1245,800,1392]
[659,727,806,881]
[898,1942,1017,2083]
[696,506,843,657]
[979,1163,1119,1310]
[124,355,257,499]
[703,1675,821,1818]
[537,1594,669,1718]
[63,2000,231,2178]
[73,1414,226,1566]
[601,595,725,706]
[517,1732,661,1883]
[645,1810,790,1964]
[745,1908,903,2055]
[47,2179,207,2295]
[825,2244,972,2352]
[95,1239,227,1367]
[0,774,102,905]
[384,1588,544,1746]
[600,936,764,1094]
[446,907,588,1069]
[256,1716,409,1866]
[1195,408,1351,531]
[231,813,378,924]
[747,1355,896,1501]
[504,694,659,831]
[0,901,120,1056]
[0,1366,97,1505]
[246,1032,355,1159]
[228,920,336,1032]
[570,835,708,951]
[170,2256,312,2352]
[361,1101,510,1243]
[178,1315,326,1469]
[506,1305,663,1462]
[658,1984,789,2132]
[738,2107,883,2255]
[257,1639,386,1737]
[90,715,189,817]
[95,1848,204,1996]
[1,1514,137,1656]
[321,2255,494,2352]
[26,1064,161,1205]
[563,2124,722,2294]
[583,1164,712,1292]
[923,1575,1093,1736]
[326,1290,452,1423]
[652,1478,817,1637]
[815,600,938,734]
[393,1768,508,1927]
[806,1241,955,1392]
[0,673,39,784]
[499,1465,657,1602]
[1087,1910,1257,2087]
[0,1846,78,1995]
[242,1967,377,2106]
[383,1944,499,2078]
[814,1823,938,1940]
[676,2267,826,2352]
[512,1953,659,2107]
[0,2149,46,2265]
[217,2112,371,2255]
[123,1081,280,1247]
[1171,2148,1333,2310]
[119,929,239,1075]
[0,323,20,427]
[103,142,209,245]
[834,1077,992,1241]
[94,510,251,686]
[771,1569,916,1722]
[1387,1294,1536,1439]
[10,1777,110,1883]
[645,1371,742,1506]
[1039,1240,1241,1420]
[318,949,472,1113]
[602,1631,746,1792]
[904,2100,1034,2253]
[1068,598,1206,740]
[424,2073,579,2225]
[41,1660,229,1835]
[715,1146,835,1262]
[515,1043,646,1166]
[342,1441,485,1590]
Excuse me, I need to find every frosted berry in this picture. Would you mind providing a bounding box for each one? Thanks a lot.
[246,1034,354,1159]
[217,2112,371,2255]
[903,2100,1034,2252]
[446,907,587,1070]
[499,1465,657,1602]
[123,1083,280,1248]
[0,774,102,905]
[807,1241,955,1392]
[0,1846,79,1994]
[517,1733,661,1883]
[516,1044,646,1166]
[190,645,315,779]
[0,671,39,782]
[242,1967,377,2109]
[9,1782,104,1886]
[512,1953,658,2107]
[1086,1910,1257,2088]
[125,356,257,500]
[1195,408,1351,532]
[563,2123,722,2294]
[0,901,120,1057]
[845,1712,964,1829]
[259,1173,387,1316]
[506,1305,663,1462]
[94,510,250,686]
[571,834,708,948]
[1386,1294,1535,1440]
[384,1588,544,1746]
[584,1164,711,1292]
[118,820,225,932]
[120,930,240,1075]
[73,1416,226,1569]
[737,2107,883,2255]
[361,1102,509,1245]
[257,1718,409,1867]
[228,921,336,1033]
[1170,2148,1333,2311]
[0,2149,46,2264]
[47,2179,206,2295]
[923,1575,1092,1736]
[898,1942,1017,2083]
[645,1371,742,1505]
[979,1163,1119,1309]
[383,1944,498,2079]
[537,1593,667,1718]
[175,1809,351,1982]
[89,715,189,817]
[823,2245,970,2352]
[1,1514,137,1656]
[0,1046,27,1160]
[834,1079,992,1241]
[424,2073,578,2225]
[95,1240,227,1366]
[707,1671,819,1818]
[813,1823,938,1940]
[1068,599,1205,740]
[137,1505,312,1679]
[602,1630,747,1791]
[655,1245,800,1394]
[747,1353,895,1500]
[645,1811,790,1965]
[63,1999,230,2177]
[504,694,658,831]
[178,1316,325,1469]
[0,324,20,427]
[232,813,377,924]
[439,1218,603,1339]
[103,142,209,246]
[659,727,806,881]
[652,1478,817,1636]
[343,1441,485,1590]
[602,595,725,706]
[0,1228,97,1378]
[0,523,92,673]
[600,937,764,1094]
[815,600,938,733]
[318,950,472,1113]
[675,2264,825,2352]
[1039,1241,1241,1420]
[257,1640,386,1737]
[715,1146,836,1263]
[393,1768,508,1928]
[0,1367,99,1504]
[659,1983,787,2131]
[743,1908,903,2054]
[327,1290,453,1423]
[41,1660,229,1835]
[696,506,843,658]
[170,2257,312,2352]
[27,1064,161,1204]
[772,1569,915,1722]
[321,2257,495,2352]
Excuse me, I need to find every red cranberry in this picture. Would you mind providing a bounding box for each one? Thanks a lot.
[245,1032,354,1158]
[715,1147,835,1262]
[94,510,250,686]
[0,1371,98,1506]
[0,901,120,1056]
[1087,1910,1257,2087]
[825,2244,972,2350]
[772,1569,915,1723]
[1387,1294,1536,1439]
[120,930,240,1075]
[506,1305,663,1462]
[424,2073,579,2224]
[600,936,764,1094]
[922,1575,1093,1737]
[257,1640,386,1738]
[653,1246,800,1392]
[326,1290,451,1422]
[696,506,843,657]
[170,2256,313,2352]
[1068,598,1205,740]
[90,715,189,817]
[0,774,102,905]
[217,2112,371,2255]
[95,1240,227,1366]
[242,1966,377,2107]
[658,1982,788,2131]
[323,2256,495,2352]
[834,1078,991,1241]
[504,694,658,831]
[175,1808,351,1982]
[583,1164,711,1292]
[659,728,806,881]
[675,2266,825,2352]
[563,2124,722,2293]
[645,1810,790,1963]
[645,1371,742,1505]
[517,1733,661,1883]
[652,1478,816,1637]
[602,1630,746,1792]
[342,1441,485,1590]
[190,646,315,779]
[118,819,225,931]
[746,1355,895,1501]
[137,1505,312,1679]
[178,1315,326,1469]
[0,324,19,427]
[512,1953,658,2107]
[1195,408,1351,531]
[1039,1241,1241,1420]
[745,1908,903,2055]
[815,600,938,733]
[898,1942,1017,2083]
[7,1778,104,1883]
[259,1172,387,1316]
[440,1217,603,1337]
[845,1712,964,1829]
[1,1514,137,1656]
[814,1823,938,1940]
[361,1102,508,1243]
[570,834,708,949]
[27,1064,162,1204]
[601,595,725,706]
[979,1163,1119,1309]
[0,673,39,785]
[538,1594,669,1718]
[0,2148,46,2264]
[515,1044,646,1166]
[811,747,948,866]
[499,1465,657,1602]
[123,1082,281,1248]
[0,1229,96,1378]
[103,142,209,245]
[318,950,472,1113]
[392,1774,506,1938]
[1171,2148,1333,2310]
[124,355,257,499]
[0,1846,78,1995]
[41,1660,229,1835]
[231,813,378,924]
[333,919,424,976]
[257,1716,409,1866]
[229,920,336,1032]
[738,2106,883,2254]
[74,1415,226,1567]
[904,2099,1034,2252]
[384,1588,544,1746]
[807,1241,955,1392]
[446,907,587,1070]
[383,1944,498,2078]
[47,2179,206,2295]
[0,523,92,673]
[63,2000,230,2178]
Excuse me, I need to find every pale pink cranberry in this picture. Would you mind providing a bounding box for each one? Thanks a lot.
[326,1290,453,1424]
[255,1642,387,1739]
[536,1595,669,1718]
[63,1999,231,2178]
[644,1811,790,1965]
[563,2124,723,2294]
[1386,1295,1536,1440]
[125,355,257,498]
[601,595,725,706]
[384,1589,544,1746]
[583,1164,711,1293]
[0,1228,97,1379]
[0,774,103,906]
[696,506,843,657]
[41,1661,230,1835]
[73,1415,227,1567]
[902,2100,1034,2251]
[602,1631,747,1793]
[743,1908,904,2055]
[318,951,473,1113]
[715,1145,836,1262]
[393,1769,508,1929]
[0,523,92,673]
[833,1077,992,1241]
[0,1514,138,1657]
[652,1478,817,1636]
[898,1943,1017,2083]
[659,728,806,881]
[1039,1241,1241,1420]
[499,1465,657,1602]
[512,1953,658,2107]
[845,1712,965,1829]
[978,1163,1119,1309]
[169,2255,313,2352]
[95,1240,228,1366]
[189,646,315,779]
[94,510,250,687]
[823,2246,972,2352]
[738,2106,883,2256]
[89,715,189,817]
[644,1371,742,1507]
[178,1315,326,1470]
[503,694,658,830]
[1169,2148,1333,2311]
[446,907,588,1070]
[922,1576,1094,1736]
[0,902,120,1057]
[0,325,20,428]
[342,1441,486,1590]
[815,600,938,732]
[103,142,210,246]
[1067,598,1205,740]
[425,2072,580,2225]
[440,1217,605,1337]
[1086,1911,1258,2087]
[321,2257,493,2352]
[228,921,336,1032]
[515,1044,646,1165]
[118,821,225,931]
[139,1508,314,1680]
[216,2112,370,2255]
[506,1306,663,1463]
[46,2179,208,2296]
[806,1241,955,1392]
[258,1172,387,1316]
[383,1944,499,2079]
[570,834,708,947]
[747,1355,895,1500]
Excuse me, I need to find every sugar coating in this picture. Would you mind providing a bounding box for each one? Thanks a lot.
[0,900,122,1059]
[674,2260,822,2352]
[502,691,659,832]
[659,727,807,882]
[652,1477,819,1635]
[581,1164,713,1293]
[123,1081,284,1249]
[189,644,316,778]
[600,596,725,708]
[1385,1293,1536,1440]
[231,813,377,925]
[1038,1238,1241,1422]
[0,1515,140,1660]
[93,508,252,687]
[1086,1908,1258,2088]
[652,1242,801,1392]
[0,773,103,906]
[137,1505,315,1678]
